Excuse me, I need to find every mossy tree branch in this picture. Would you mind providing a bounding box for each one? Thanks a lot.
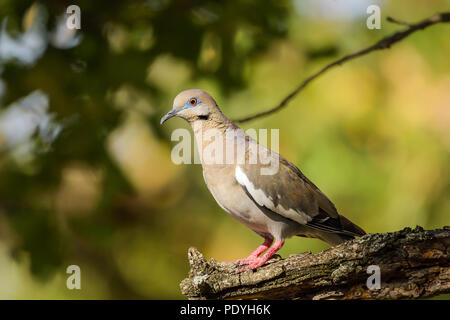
[180,226,449,299]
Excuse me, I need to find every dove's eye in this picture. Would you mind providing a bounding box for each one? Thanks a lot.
[189,97,198,106]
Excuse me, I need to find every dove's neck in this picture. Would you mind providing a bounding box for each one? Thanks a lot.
[190,112,245,168]
[190,109,235,136]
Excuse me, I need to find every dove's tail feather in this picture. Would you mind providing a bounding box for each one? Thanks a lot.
[314,232,353,245]
[308,216,366,245]
[339,215,366,237]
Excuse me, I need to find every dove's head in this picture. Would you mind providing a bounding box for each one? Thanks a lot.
[160,89,219,124]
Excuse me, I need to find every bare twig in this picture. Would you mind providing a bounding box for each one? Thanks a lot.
[386,16,412,27]
[234,12,450,123]
[180,226,450,299]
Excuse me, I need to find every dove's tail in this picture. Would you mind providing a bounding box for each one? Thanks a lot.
[315,216,366,245]
[339,215,366,237]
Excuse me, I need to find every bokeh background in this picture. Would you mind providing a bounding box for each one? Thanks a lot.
[0,0,449,299]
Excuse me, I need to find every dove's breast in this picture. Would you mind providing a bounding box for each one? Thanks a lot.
[202,164,300,239]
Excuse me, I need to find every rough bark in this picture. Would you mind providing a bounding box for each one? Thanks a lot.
[180,226,450,300]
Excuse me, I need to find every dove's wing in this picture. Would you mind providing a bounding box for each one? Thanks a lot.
[235,157,365,237]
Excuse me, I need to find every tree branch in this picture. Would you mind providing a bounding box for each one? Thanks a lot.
[234,12,450,123]
[180,226,450,299]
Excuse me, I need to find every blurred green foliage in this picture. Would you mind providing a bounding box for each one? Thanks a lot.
[0,0,448,299]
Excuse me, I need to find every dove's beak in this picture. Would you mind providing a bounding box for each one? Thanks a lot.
[160,109,178,124]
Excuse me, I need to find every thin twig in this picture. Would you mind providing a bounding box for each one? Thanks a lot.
[234,12,450,123]
[386,16,412,27]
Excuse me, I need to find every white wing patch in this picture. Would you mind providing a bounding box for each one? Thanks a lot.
[235,166,311,225]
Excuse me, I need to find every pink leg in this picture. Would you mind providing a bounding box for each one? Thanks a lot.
[232,238,273,265]
[237,239,284,272]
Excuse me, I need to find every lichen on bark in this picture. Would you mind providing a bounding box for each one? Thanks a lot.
[180,226,450,300]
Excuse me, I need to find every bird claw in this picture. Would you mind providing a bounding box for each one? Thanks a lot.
[234,258,254,265]
[224,259,247,265]
[231,240,284,272]
[235,257,266,273]
[227,256,258,265]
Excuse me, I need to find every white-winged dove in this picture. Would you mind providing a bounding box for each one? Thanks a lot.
[161,89,366,271]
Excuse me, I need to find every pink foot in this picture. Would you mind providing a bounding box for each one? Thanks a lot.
[232,256,259,265]
[236,239,284,273]
[228,238,273,265]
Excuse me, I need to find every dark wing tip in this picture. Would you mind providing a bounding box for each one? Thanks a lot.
[306,208,366,237]
[339,215,366,236]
